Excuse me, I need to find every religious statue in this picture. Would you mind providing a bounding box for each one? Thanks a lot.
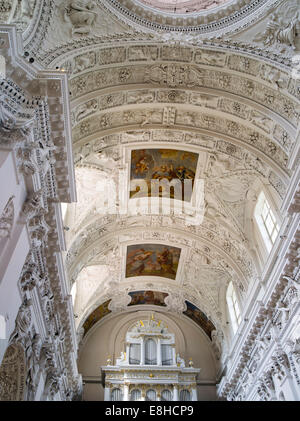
[176,353,185,367]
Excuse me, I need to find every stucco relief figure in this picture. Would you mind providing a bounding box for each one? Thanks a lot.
[10,0,34,24]
[75,99,98,122]
[254,12,300,50]
[0,196,14,239]
[65,1,97,35]
[25,334,42,400]
[211,329,223,360]
[0,99,16,131]
[9,299,32,344]
[176,353,185,367]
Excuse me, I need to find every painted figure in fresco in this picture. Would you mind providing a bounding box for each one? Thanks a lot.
[134,156,151,175]
[130,149,198,201]
[175,166,195,182]
[128,290,168,306]
[157,247,176,276]
[127,248,154,276]
[152,164,176,181]
[126,244,180,280]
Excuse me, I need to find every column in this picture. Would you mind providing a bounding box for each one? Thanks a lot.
[173,385,179,401]
[172,345,176,365]
[157,338,162,366]
[123,383,129,401]
[141,385,146,401]
[191,386,198,401]
[104,384,111,401]
[141,338,145,365]
[126,343,130,364]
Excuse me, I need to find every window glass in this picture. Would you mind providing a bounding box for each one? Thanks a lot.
[255,191,280,252]
[226,281,241,334]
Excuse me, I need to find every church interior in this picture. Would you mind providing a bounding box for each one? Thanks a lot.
[0,0,299,401]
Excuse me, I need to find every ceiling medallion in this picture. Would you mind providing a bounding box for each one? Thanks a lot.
[102,0,278,35]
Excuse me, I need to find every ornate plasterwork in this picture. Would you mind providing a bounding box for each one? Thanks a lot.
[217,188,300,400]
[0,343,26,401]
[134,0,230,14]
[252,0,300,54]
[0,25,81,401]
[0,196,15,240]
[102,0,280,36]
[65,57,299,122]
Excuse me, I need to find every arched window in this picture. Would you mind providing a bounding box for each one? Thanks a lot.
[254,191,280,253]
[226,281,241,334]
[180,389,191,401]
[161,389,172,401]
[161,344,172,365]
[111,388,123,401]
[145,338,157,365]
[129,343,141,364]
[70,283,77,306]
[146,389,156,401]
[130,389,141,401]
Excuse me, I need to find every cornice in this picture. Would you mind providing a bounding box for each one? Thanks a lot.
[101,0,280,37]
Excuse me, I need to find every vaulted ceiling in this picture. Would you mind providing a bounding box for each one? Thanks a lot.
[8,0,299,357]
[60,41,298,347]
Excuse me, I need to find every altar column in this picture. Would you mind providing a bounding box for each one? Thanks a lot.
[191,385,198,401]
[172,345,176,365]
[173,385,179,401]
[104,384,111,401]
[157,338,162,366]
[141,338,145,365]
[141,385,146,401]
[123,383,129,401]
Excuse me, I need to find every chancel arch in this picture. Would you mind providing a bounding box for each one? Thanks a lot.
[79,309,218,401]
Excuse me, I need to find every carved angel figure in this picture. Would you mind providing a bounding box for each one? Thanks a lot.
[10,0,34,24]
[211,329,223,360]
[65,0,97,35]
[254,12,300,49]
[176,353,185,367]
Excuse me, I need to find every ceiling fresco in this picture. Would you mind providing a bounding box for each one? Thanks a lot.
[183,301,216,339]
[82,292,216,340]
[128,290,168,306]
[82,299,112,336]
[126,244,181,279]
[130,148,199,202]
